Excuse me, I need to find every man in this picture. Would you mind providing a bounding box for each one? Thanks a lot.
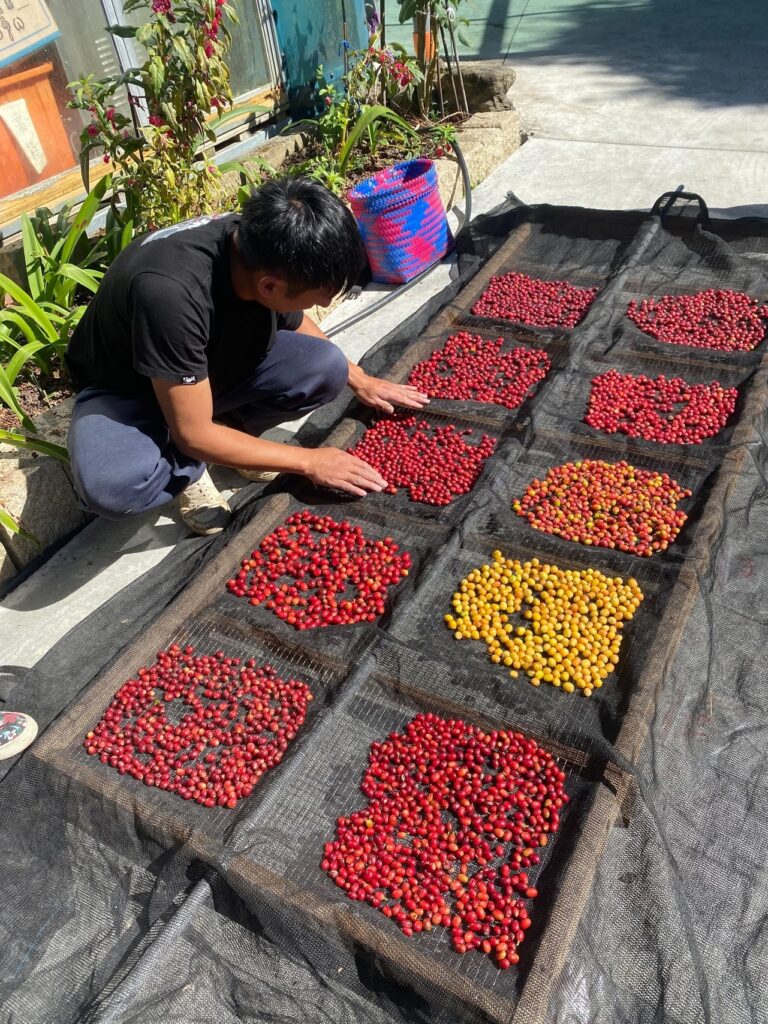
[66,176,429,535]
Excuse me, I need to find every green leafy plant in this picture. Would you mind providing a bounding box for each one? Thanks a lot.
[69,0,267,230]
[0,505,37,545]
[287,65,422,192]
[26,184,137,278]
[337,104,419,173]
[346,36,423,111]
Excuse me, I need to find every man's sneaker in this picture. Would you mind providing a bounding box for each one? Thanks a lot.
[237,467,280,483]
[178,468,231,535]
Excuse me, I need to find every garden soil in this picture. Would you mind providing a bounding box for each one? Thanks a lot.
[1,194,767,1024]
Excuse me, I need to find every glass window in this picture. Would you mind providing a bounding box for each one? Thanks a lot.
[0,2,110,206]
[0,0,281,224]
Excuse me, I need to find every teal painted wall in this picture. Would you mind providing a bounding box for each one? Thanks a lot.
[271,0,368,112]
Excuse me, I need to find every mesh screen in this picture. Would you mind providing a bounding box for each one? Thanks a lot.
[2,197,768,1024]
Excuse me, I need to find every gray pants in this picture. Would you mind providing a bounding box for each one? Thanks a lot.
[68,330,348,519]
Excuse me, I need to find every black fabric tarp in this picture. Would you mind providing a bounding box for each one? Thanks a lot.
[2,194,768,1024]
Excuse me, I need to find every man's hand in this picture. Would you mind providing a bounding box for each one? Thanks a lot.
[304,447,388,497]
[350,372,430,415]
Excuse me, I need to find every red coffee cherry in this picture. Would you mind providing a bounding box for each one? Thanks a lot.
[471,271,598,328]
[585,369,737,444]
[513,459,692,556]
[322,713,568,968]
[349,415,498,506]
[227,510,412,629]
[407,332,551,409]
[83,644,312,808]
[627,288,768,351]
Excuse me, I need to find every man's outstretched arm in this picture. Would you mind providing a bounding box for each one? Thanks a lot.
[152,377,388,498]
[296,314,431,415]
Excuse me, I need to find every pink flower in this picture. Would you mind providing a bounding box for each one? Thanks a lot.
[152,0,172,13]
[105,106,116,121]
[87,123,100,137]
[148,113,164,126]
[103,154,111,164]
[203,40,215,57]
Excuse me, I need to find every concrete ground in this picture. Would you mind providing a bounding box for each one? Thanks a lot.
[3,0,768,668]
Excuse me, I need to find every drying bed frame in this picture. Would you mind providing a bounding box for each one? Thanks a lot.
[28,203,768,1023]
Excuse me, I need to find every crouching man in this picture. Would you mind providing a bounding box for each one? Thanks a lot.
[65,176,428,534]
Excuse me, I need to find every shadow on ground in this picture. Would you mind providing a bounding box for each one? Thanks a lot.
[387,0,768,109]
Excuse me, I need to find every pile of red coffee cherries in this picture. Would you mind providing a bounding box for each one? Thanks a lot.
[349,416,498,506]
[83,644,312,808]
[227,511,411,629]
[585,369,738,444]
[407,332,551,409]
[471,271,598,328]
[513,459,691,556]
[322,713,567,968]
[626,288,768,351]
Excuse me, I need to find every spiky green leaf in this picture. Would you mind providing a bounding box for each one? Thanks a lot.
[0,429,69,462]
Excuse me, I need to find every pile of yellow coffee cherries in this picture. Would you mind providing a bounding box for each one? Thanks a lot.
[445,552,644,696]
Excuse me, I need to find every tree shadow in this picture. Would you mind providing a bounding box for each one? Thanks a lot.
[389,0,768,110]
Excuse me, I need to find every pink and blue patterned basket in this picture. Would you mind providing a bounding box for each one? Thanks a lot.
[348,158,454,285]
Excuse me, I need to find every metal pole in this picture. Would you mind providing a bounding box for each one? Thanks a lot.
[439,22,460,114]
[446,9,468,115]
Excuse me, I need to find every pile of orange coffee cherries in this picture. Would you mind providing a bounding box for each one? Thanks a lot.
[514,459,691,556]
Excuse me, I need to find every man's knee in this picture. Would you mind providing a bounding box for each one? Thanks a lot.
[72,462,152,519]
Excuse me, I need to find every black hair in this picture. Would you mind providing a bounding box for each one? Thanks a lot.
[237,175,366,295]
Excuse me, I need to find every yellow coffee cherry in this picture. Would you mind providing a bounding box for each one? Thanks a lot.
[446,551,643,695]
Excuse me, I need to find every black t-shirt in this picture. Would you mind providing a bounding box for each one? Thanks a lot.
[66,214,303,397]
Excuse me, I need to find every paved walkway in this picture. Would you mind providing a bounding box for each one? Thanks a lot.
[3,0,768,667]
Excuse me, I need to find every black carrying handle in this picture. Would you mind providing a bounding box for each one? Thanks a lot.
[650,190,710,228]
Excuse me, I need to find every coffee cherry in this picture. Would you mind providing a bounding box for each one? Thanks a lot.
[585,369,737,444]
[514,459,692,557]
[471,271,598,328]
[226,510,412,629]
[83,644,312,808]
[323,712,568,967]
[349,415,497,506]
[407,331,551,409]
[446,552,643,696]
[627,288,768,351]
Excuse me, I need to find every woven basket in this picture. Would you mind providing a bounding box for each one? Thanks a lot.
[348,159,454,285]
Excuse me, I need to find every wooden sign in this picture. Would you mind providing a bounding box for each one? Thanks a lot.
[0,1,60,72]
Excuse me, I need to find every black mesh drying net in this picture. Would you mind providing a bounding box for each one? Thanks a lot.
[2,193,768,1024]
